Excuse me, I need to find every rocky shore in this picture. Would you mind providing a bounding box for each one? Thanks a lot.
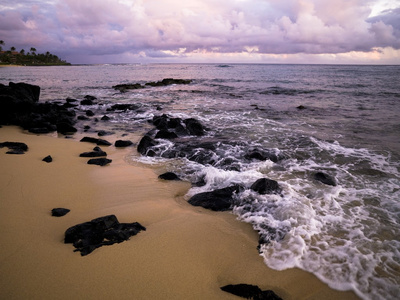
[0,81,358,300]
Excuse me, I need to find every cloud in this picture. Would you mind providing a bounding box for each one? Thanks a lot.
[0,0,399,63]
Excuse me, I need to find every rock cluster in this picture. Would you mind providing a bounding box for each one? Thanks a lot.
[0,82,77,134]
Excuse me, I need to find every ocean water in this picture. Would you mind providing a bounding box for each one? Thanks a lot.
[1,64,400,299]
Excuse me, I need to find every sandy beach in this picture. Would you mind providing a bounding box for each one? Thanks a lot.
[0,125,359,300]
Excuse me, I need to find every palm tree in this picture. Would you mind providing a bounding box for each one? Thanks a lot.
[0,40,4,52]
[20,49,25,55]
[10,46,16,52]
[30,47,36,55]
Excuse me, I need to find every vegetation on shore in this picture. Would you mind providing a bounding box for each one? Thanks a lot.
[0,40,70,66]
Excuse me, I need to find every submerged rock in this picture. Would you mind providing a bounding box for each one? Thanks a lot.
[107,103,141,111]
[52,208,70,217]
[64,214,146,256]
[245,149,281,163]
[97,130,114,136]
[220,284,282,300]
[145,78,192,87]
[188,185,243,211]
[112,83,144,92]
[314,172,337,186]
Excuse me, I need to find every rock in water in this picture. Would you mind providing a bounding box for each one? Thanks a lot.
[220,284,283,300]
[250,178,281,195]
[137,135,157,155]
[158,172,180,181]
[314,172,337,186]
[183,118,205,136]
[188,185,243,211]
[64,215,146,256]
[52,208,70,217]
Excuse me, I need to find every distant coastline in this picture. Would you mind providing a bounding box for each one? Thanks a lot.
[0,42,70,66]
[0,63,71,66]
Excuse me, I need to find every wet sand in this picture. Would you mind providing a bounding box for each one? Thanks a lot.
[0,126,359,299]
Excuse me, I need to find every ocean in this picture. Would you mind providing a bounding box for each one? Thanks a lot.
[1,64,400,299]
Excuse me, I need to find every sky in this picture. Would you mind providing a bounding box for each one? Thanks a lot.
[1,0,399,64]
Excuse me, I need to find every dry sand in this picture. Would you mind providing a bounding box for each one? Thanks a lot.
[0,126,359,300]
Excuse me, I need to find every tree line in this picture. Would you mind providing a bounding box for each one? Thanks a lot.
[0,40,70,66]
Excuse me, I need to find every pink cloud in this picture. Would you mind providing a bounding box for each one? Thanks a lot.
[0,0,399,63]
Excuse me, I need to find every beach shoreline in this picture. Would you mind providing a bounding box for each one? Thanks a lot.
[0,125,359,299]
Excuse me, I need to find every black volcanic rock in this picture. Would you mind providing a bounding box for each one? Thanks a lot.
[183,118,205,136]
[155,130,178,139]
[80,137,112,146]
[52,208,70,217]
[97,130,114,136]
[158,172,180,181]
[314,172,337,186]
[0,82,76,135]
[64,214,146,256]
[0,141,28,154]
[56,121,77,134]
[145,78,192,87]
[188,185,243,211]
[80,95,97,105]
[137,135,157,155]
[107,104,140,111]
[79,147,107,157]
[112,83,144,92]
[250,178,281,195]
[115,140,134,147]
[245,149,281,163]
[220,284,282,300]
[42,155,53,163]
[87,158,112,166]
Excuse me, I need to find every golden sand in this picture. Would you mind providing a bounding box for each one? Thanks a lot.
[0,126,359,299]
